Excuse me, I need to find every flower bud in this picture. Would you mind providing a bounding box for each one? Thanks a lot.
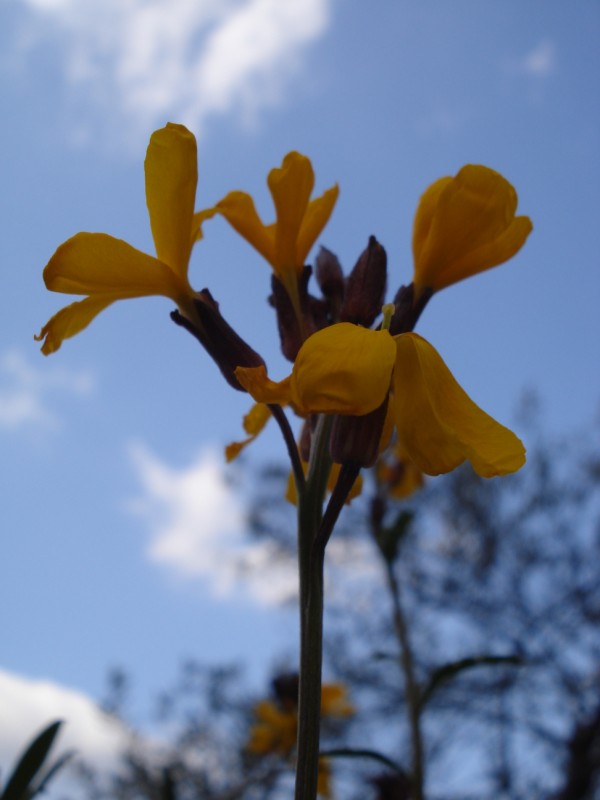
[340,236,387,327]
[171,289,265,391]
[269,269,316,361]
[388,283,432,335]
[329,397,389,468]
[315,246,344,320]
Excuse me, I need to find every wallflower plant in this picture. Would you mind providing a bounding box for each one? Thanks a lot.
[36,123,532,800]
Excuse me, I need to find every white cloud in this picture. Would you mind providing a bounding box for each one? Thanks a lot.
[127,442,381,607]
[0,349,94,433]
[0,669,128,795]
[14,0,333,144]
[127,442,298,604]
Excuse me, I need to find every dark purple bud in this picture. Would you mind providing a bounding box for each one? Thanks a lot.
[269,268,316,362]
[329,397,388,468]
[171,290,265,392]
[340,236,388,328]
[388,282,433,335]
[315,247,344,321]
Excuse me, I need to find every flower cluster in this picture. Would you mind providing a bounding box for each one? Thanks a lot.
[36,122,532,490]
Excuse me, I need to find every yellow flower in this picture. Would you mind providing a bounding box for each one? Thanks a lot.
[235,323,526,478]
[412,165,532,295]
[213,151,338,312]
[246,700,298,756]
[35,123,212,355]
[247,681,354,757]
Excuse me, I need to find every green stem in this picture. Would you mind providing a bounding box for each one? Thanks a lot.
[295,415,332,800]
[268,404,305,493]
[384,560,425,800]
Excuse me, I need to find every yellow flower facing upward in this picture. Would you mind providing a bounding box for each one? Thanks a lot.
[235,323,526,479]
[35,124,212,355]
[412,164,532,296]
[213,151,339,314]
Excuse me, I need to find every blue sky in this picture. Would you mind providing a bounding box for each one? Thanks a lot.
[1,0,599,780]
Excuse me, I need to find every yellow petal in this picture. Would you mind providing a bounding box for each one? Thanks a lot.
[321,683,355,717]
[43,233,188,301]
[214,190,276,266]
[291,324,396,415]
[191,206,219,244]
[234,365,293,406]
[445,215,533,283]
[377,441,424,500]
[412,177,452,263]
[35,296,116,355]
[317,759,333,799]
[225,403,271,462]
[268,151,314,273]
[392,333,526,477]
[246,701,297,755]
[145,123,198,278]
[296,184,339,267]
[413,165,532,292]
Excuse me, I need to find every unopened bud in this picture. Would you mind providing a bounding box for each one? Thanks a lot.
[329,397,388,468]
[315,247,344,318]
[171,290,265,392]
[388,282,432,335]
[340,236,387,327]
[269,269,316,362]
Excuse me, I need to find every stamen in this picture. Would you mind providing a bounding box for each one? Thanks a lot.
[381,303,395,331]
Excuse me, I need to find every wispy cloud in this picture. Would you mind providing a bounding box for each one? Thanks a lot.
[0,349,94,433]
[519,40,557,78]
[127,442,380,606]
[14,0,333,145]
[504,39,557,79]
[0,669,128,791]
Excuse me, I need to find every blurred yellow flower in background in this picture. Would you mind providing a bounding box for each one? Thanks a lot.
[247,680,353,798]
